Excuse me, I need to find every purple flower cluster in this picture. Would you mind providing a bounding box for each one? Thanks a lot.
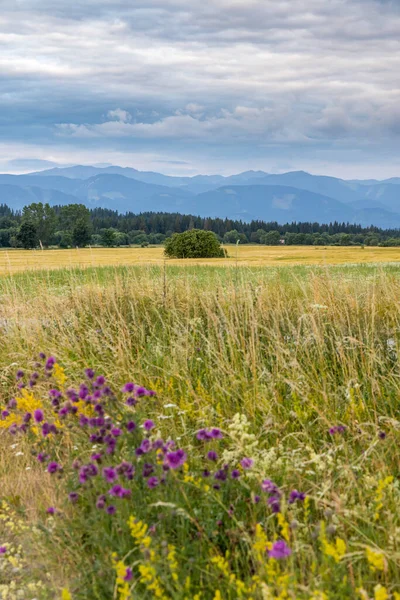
[268,540,292,559]
[261,479,281,513]
[329,425,347,435]
[196,428,223,441]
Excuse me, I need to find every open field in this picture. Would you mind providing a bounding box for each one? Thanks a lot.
[0,264,400,599]
[1,244,400,274]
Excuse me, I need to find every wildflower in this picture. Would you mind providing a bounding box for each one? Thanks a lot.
[96,495,107,509]
[268,540,292,559]
[165,449,187,469]
[1,410,9,418]
[253,495,261,504]
[95,375,106,386]
[268,496,281,513]
[103,467,117,483]
[0,546,7,554]
[47,461,61,474]
[139,439,151,454]
[16,369,24,379]
[68,492,79,503]
[126,396,138,406]
[124,567,133,582]
[47,507,56,515]
[106,505,116,515]
[289,490,306,504]
[143,463,154,477]
[329,425,346,435]
[240,457,254,469]
[231,469,241,479]
[111,427,122,437]
[196,428,211,440]
[207,451,218,461]
[34,409,44,423]
[39,352,46,360]
[147,476,159,489]
[366,547,386,572]
[45,356,56,370]
[214,469,228,482]
[210,428,223,439]
[85,368,95,379]
[122,382,135,393]
[261,479,280,495]
[144,419,155,431]
[378,431,387,439]
[37,452,47,463]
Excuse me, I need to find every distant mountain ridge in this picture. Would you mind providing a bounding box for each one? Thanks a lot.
[0,164,398,228]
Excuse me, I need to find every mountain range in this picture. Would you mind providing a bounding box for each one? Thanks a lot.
[0,165,399,227]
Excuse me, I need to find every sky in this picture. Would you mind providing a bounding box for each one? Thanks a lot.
[0,0,399,178]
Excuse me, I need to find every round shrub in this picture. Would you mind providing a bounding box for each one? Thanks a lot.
[164,229,225,258]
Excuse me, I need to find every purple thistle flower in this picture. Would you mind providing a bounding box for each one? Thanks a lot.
[261,479,280,495]
[39,352,46,360]
[139,439,151,454]
[144,419,155,431]
[23,412,32,424]
[165,449,187,469]
[106,505,116,515]
[111,427,122,437]
[91,453,102,463]
[142,463,155,477]
[268,540,292,559]
[214,469,228,482]
[0,546,6,554]
[147,476,159,489]
[108,485,123,497]
[49,389,62,399]
[37,452,47,463]
[268,496,281,513]
[47,462,61,474]
[202,469,211,478]
[240,457,254,470]
[135,386,146,397]
[85,368,95,379]
[33,409,44,423]
[124,568,133,582]
[122,382,135,393]
[79,385,89,400]
[210,428,223,439]
[126,396,138,406]
[378,431,387,439]
[1,410,9,419]
[68,492,79,503]
[196,428,211,441]
[95,375,106,386]
[207,451,218,462]
[79,415,89,427]
[45,356,55,370]
[103,467,117,483]
[7,398,17,409]
[96,495,107,509]
[16,369,24,380]
[288,490,306,504]
[231,469,241,479]
[253,495,261,504]
[46,507,56,515]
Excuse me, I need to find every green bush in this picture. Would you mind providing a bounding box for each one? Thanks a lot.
[164,229,225,258]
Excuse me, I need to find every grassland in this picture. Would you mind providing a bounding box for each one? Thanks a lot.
[1,244,400,274]
[0,261,399,599]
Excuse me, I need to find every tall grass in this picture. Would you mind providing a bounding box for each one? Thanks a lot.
[0,264,399,599]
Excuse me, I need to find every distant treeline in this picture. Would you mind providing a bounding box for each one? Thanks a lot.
[1,202,400,248]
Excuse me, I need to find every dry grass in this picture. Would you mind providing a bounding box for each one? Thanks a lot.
[1,244,400,274]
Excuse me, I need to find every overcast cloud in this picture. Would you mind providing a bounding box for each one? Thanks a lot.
[0,0,399,177]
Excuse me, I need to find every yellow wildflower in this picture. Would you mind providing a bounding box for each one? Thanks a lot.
[374,585,389,600]
[366,547,386,572]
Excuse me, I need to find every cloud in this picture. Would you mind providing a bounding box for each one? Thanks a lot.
[0,0,399,177]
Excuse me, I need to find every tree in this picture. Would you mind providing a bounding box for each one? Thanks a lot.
[260,230,280,245]
[101,228,117,247]
[16,221,38,249]
[72,219,92,247]
[164,229,225,259]
[22,203,56,247]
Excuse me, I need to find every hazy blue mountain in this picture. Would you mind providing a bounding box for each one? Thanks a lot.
[194,185,355,222]
[0,184,80,210]
[1,166,400,226]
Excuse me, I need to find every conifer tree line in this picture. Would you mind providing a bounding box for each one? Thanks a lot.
[1,202,400,248]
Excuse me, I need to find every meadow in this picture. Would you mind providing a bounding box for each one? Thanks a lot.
[0,257,400,599]
[1,244,400,274]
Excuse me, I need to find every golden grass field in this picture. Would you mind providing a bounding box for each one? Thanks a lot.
[1,244,400,273]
